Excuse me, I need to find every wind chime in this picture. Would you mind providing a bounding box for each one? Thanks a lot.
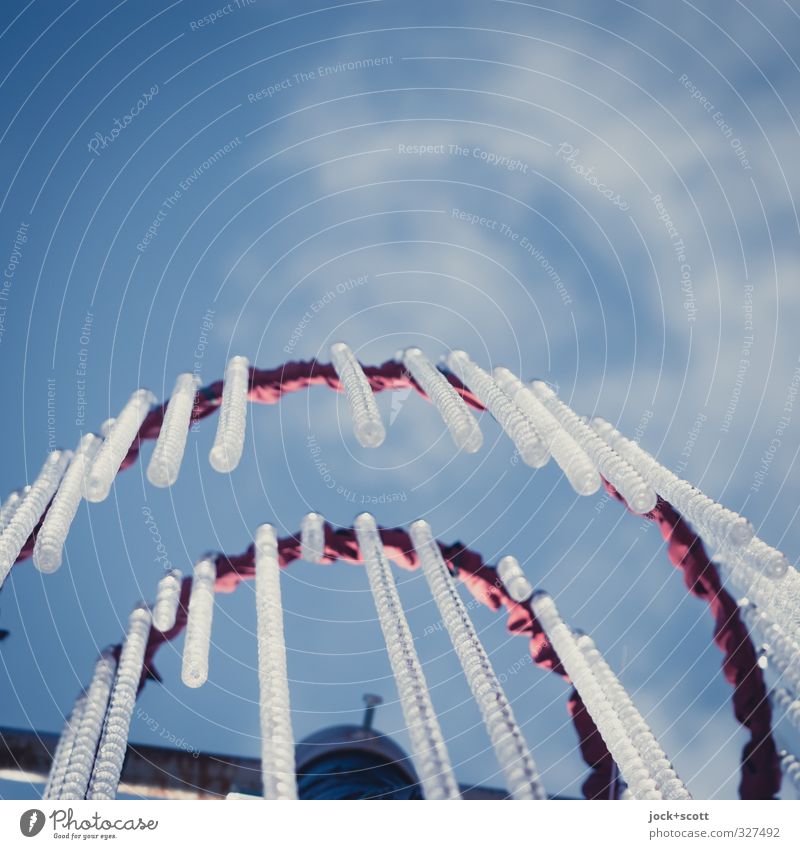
[1,344,797,800]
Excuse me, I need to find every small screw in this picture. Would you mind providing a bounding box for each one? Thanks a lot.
[362,693,383,730]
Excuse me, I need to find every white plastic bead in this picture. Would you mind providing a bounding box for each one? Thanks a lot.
[0,450,72,586]
[181,559,216,687]
[209,356,250,473]
[60,651,118,800]
[494,367,601,496]
[445,351,549,468]
[300,512,326,563]
[85,389,156,502]
[254,524,298,800]
[152,569,183,632]
[147,373,200,487]
[411,520,545,799]
[34,434,101,573]
[88,606,152,800]
[529,383,656,513]
[330,343,385,448]
[402,347,483,453]
[355,513,460,800]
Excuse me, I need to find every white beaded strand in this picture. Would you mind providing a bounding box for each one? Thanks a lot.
[87,605,152,800]
[181,559,217,688]
[209,356,250,473]
[59,651,118,800]
[720,537,794,585]
[445,351,549,468]
[771,687,800,735]
[85,390,156,502]
[779,750,800,794]
[530,382,656,513]
[494,367,600,495]
[402,347,483,453]
[590,417,755,551]
[0,450,72,586]
[722,553,800,658]
[147,373,200,487]
[0,487,29,534]
[736,538,794,581]
[83,422,112,500]
[411,520,545,799]
[531,592,663,799]
[33,434,101,573]
[330,342,386,448]
[254,524,298,800]
[739,602,800,696]
[43,693,87,800]
[152,569,183,632]
[576,633,691,800]
[300,512,326,563]
[355,513,460,799]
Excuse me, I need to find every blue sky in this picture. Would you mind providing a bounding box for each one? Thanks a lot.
[1,0,799,800]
